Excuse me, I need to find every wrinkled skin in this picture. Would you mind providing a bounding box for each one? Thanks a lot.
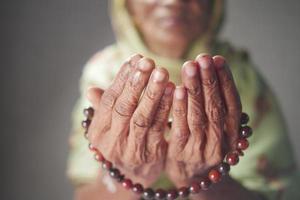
[166,54,242,186]
[87,54,242,187]
[88,54,174,186]
[75,0,259,200]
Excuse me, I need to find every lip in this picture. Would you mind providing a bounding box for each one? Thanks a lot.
[158,16,186,28]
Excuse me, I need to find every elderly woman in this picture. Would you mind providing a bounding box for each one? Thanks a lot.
[67,0,300,199]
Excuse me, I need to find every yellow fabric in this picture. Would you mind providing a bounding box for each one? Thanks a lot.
[67,0,300,199]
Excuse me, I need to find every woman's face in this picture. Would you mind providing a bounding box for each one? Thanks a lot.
[127,0,212,46]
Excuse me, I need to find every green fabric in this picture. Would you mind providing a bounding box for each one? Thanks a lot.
[67,0,300,199]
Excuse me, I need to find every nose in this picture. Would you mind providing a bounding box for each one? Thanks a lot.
[160,0,186,6]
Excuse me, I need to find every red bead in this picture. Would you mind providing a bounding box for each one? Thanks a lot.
[94,153,105,162]
[240,126,252,138]
[155,189,167,199]
[189,182,201,194]
[178,187,189,198]
[208,169,222,183]
[226,152,239,166]
[122,179,133,190]
[132,183,144,194]
[102,161,112,170]
[200,179,211,190]
[241,113,249,125]
[237,138,249,150]
[166,189,178,200]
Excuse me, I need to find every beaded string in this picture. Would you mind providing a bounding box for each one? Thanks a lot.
[82,107,252,200]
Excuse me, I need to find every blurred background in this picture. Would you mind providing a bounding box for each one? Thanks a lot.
[1,0,299,199]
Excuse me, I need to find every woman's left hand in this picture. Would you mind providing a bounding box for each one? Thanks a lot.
[166,54,242,186]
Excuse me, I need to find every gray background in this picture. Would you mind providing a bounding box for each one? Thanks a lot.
[1,0,299,199]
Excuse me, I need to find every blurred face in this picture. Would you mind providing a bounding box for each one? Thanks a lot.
[127,0,212,47]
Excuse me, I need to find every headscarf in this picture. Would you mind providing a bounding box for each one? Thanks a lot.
[67,1,300,199]
[110,0,225,85]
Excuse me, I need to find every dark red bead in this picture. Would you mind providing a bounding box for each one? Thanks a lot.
[178,187,189,198]
[241,113,249,125]
[155,189,167,199]
[237,138,249,150]
[226,152,239,166]
[132,183,144,194]
[81,119,91,129]
[208,169,222,183]
[200,179,211,190]
[102,161,112,170]
[116,174,124,182]
[218,162,230,175]
[109,168,121,179]
[166,189,178,200]
[189,182,201,194]
[84,107,94,119]
[143,188,155,199]
[122,179,133,190]
[240,126,252,138]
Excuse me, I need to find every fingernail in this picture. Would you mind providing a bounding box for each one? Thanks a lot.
[128,54,143,67]
[132,71,141,85]
[137,58,154,72]
[175,87,185,100]
[153,70,166,82]
[164,85,174,96]
[213,56,226,69]
[197,54,212,69]
[184,62,197,77]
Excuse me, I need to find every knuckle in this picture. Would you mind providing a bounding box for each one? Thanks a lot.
[151,118,165,132]
[145,86,161,100]
[187,85,201,96]
[157,100,171,113]
[101,90,117,108]
[202,76,218,89]
[206,97,225,122]
[133,113,152,128]
[174,107,187,117]
[114,94,139,116]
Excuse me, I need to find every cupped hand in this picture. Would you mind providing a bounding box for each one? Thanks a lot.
[87,54,175,186]
[166,54,242,186]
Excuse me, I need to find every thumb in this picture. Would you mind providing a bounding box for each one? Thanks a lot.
[86,86,104,110]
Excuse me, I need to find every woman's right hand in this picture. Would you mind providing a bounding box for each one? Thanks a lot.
[87,54,175,186]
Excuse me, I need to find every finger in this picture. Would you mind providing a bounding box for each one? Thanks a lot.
[213,56,242,151]
[127,68,169,162]
[149,82,175,134]
[169,86,189,159]
[86,87,104,110]
[88,54,142,143]
[146,81,173,161]
[99,54,143,111]
[196,54,225,161]
[182,61,206,144]
[112,57,155,128]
